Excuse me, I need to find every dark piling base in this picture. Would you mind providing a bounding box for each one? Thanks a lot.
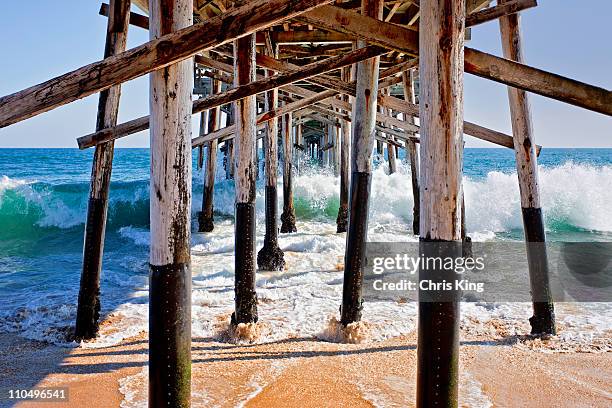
[75,197,107,340]
[258,186,285,271]
[462,235,473,258]
[336,204,348,233]
[280,210,297,233]
[417,239,461,408]
[233,202,258,325]
[522,207,556,335]
[197,210,214,232]
[412,209,420,236]
[340,172,371,326]
[149,263,191,408]
[257,244,285,271]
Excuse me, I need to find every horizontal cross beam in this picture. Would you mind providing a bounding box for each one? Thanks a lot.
[0,0,335,128]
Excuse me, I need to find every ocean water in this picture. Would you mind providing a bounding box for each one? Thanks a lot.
[0,148,610,349]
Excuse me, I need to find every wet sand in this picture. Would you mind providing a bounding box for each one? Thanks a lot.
[1,328,610,408]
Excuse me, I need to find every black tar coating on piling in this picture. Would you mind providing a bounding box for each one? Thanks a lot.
[341,171,372,326]
[75,197,107,340]
[258,186,285,271]
[149,262,191,408]
[417,238,461,408]
[522,207,556,335]
[233,202,258,325]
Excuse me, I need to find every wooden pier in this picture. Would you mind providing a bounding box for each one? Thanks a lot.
[1,0,611,406]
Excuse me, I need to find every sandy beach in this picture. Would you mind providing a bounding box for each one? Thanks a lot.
[1,321,610,408]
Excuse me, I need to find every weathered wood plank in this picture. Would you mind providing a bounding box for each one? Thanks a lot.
[298,4,612,116]
[0,0,335,128]
[77,44,385,148]
[466,0,536,27]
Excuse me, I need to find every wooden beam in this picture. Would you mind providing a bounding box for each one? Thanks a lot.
[298,4,612,116]
[0,0,335,128]
[148,0,192,406]
[77,44,385,148]
[232,34,259,326]
[99,3,149,30]
[191,89,339,147]
[75,0,131,342]
[260,30,353,44]
[466,0,537,27]
[245,49,531,150]
[499,0,555,335]
[417,1,464,407]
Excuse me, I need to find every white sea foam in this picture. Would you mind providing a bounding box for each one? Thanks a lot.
[2,163,611,350]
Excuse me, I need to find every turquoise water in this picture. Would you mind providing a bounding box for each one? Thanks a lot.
[0,148,610,343]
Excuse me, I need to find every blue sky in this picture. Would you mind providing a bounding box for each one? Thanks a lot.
[0,0,610,148]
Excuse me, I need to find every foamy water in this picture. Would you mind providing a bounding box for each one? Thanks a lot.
[1,149,611,406]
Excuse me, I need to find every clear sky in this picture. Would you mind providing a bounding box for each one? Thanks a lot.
[0,0,610,148]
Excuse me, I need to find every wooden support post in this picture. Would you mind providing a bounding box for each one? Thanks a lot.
[381,90,397,174]
[197,145,203,169]
[417,1,464,407]
[340,0,383,326]
[295,122,303,175]
[75,0,130,341]
[402,69,420,235]
[148,0,192,406]
[198,79,222,232]
[257,36,285,271]
[499,0,555,335]
[225,106,235,180]
[337,64,354,233]
[232,34,258,326]
[333,120,340,176]
[280,111,297,233]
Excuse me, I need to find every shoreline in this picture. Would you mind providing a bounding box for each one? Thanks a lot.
[1,320,610,408]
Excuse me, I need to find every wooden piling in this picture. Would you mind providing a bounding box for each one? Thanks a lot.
[75,0,130,341]
[499,0,555,335]
[148,0,192,406]
[340,0,383,326]
[417,1,465,407]
[381,90,397,174]
[333,120,340,176]
[198,79,222,233]
[336,63,354,233]
[280,111,297,233]
[296,122,303,175]
[257,36,285,271]
[226,107,235,180]
[197,144,203,169]
[232,34,259,326]
[402,69,420,235]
